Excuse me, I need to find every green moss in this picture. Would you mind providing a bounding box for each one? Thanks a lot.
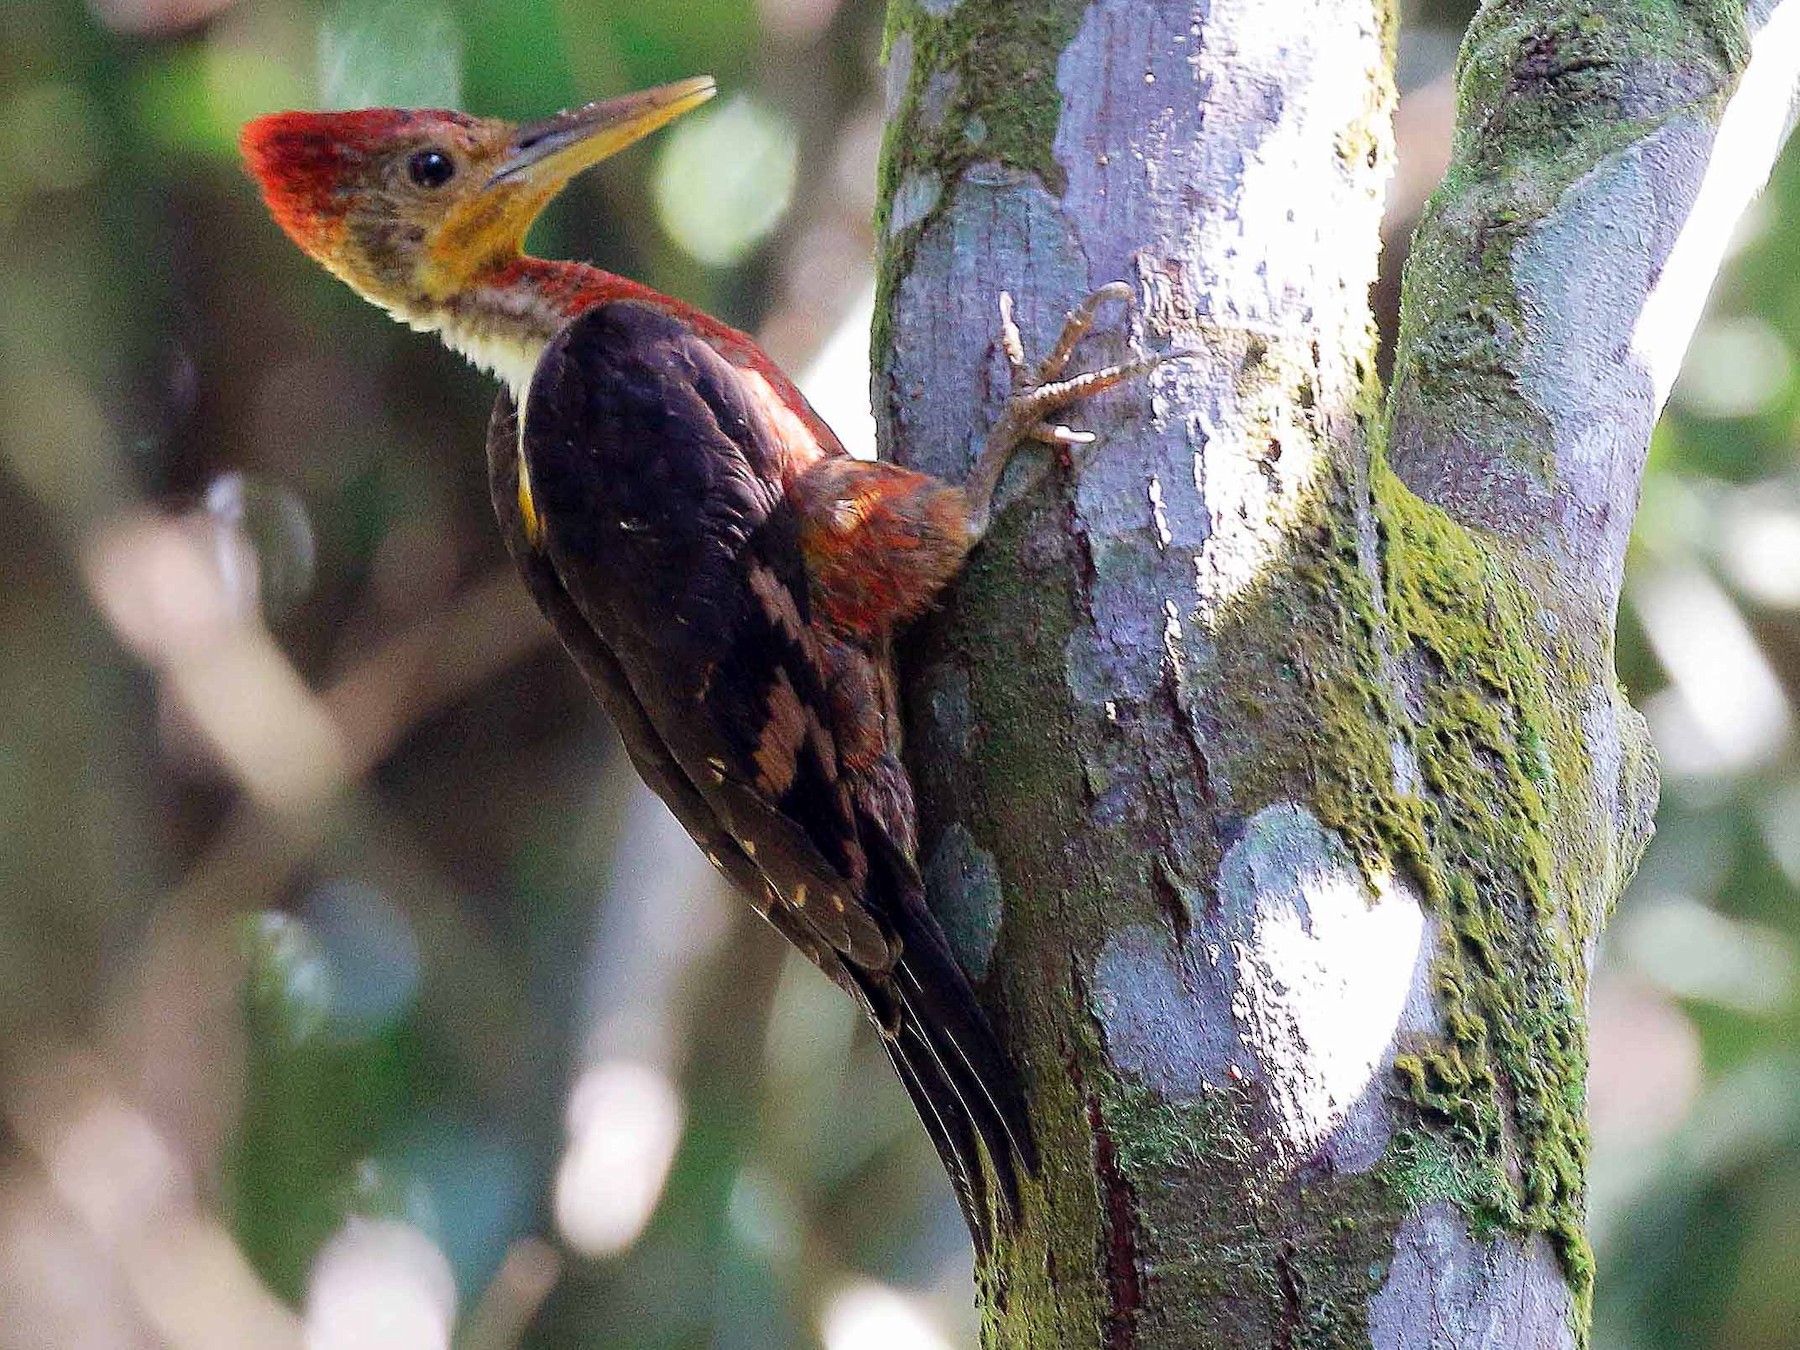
[1177,321,1618,1335]
[1383,1124,1511,1226]
[1091,1081,1406,1349]
[1372,431,1613,1316]
[906,493,1112,1348]
[1391,0,1748,490]
[871,0,1091,363]
[1209,437,1605,1329]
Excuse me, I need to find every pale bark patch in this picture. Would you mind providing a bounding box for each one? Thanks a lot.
[1370,1202,1578,1350]
[1091,804,1437,1165]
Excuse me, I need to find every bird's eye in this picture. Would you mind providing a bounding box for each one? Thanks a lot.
[406,148,456,189]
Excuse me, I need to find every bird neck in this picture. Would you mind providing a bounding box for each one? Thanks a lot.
[417,255,845,483]
[420,256,667,400]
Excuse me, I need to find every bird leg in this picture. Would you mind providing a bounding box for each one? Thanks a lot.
[964,283,1174,537]
[787,283,1184,642]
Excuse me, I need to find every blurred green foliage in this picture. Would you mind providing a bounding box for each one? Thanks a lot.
[1597,132,1800,1350]
[0,0,951,1344]
[5,0,1800,1346]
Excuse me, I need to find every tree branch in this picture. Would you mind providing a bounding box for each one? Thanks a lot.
[1388,0,1800,613]
[875,0,1800,1345]
[877,0,1403,1343]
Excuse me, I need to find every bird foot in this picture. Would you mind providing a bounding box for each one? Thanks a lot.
[965,283,1174,533]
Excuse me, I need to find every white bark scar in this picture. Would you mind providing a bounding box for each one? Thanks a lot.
[1092,804,1436,1169]
[1632,0,1800,409]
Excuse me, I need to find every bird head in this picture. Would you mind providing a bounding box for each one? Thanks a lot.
[240,77,714,321]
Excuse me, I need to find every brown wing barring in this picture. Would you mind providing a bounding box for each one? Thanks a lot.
[489,301,1034,1244]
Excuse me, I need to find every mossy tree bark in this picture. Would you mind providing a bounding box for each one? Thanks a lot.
[873,0,1800,1345]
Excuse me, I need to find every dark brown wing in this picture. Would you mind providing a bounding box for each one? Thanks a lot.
[515,301,891,968]
[490,301,1033,1234]
[486,395,859,993]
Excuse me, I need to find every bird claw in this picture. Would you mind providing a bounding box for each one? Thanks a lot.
[1032,281,1135,387]
[1029,423,1098,448]
[997,291,1030,390]
[988,283,1157,445]
[966,283,1175,531]
[995,281,1136,392]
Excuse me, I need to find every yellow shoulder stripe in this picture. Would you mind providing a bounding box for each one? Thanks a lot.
[516,445,545,548]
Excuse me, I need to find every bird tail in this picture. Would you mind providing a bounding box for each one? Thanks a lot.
[861,939,1034,1255]
[892,931,1037,1204]
[882,1030,993,1253]
[852,826,1036,1247]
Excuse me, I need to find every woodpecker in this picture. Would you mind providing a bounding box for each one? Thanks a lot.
[241,78,1165,1246]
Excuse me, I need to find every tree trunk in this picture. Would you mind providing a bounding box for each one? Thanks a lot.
[872,0,1800,1345]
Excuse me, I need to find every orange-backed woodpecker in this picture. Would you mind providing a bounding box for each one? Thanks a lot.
[241,78,1164,1248]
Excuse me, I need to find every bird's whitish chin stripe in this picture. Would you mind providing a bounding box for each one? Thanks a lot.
[400,291,564,401]
[434,320,548,401]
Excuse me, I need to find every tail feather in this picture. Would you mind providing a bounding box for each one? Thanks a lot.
[893,951,1035,1206]
[855,793,1035,1237]
[883,1033,991,1255]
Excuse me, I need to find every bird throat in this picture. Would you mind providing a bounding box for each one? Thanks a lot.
[425,283,566,401]
[410,256,630,402]
[402,258,622,548]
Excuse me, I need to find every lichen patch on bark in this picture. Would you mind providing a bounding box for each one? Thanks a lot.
[875,0,1095,359]
[923,822,1006,980]
[1369,1203,1577,1350]
[1214,804,1434,1161]
[1091,805,1436,1160]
